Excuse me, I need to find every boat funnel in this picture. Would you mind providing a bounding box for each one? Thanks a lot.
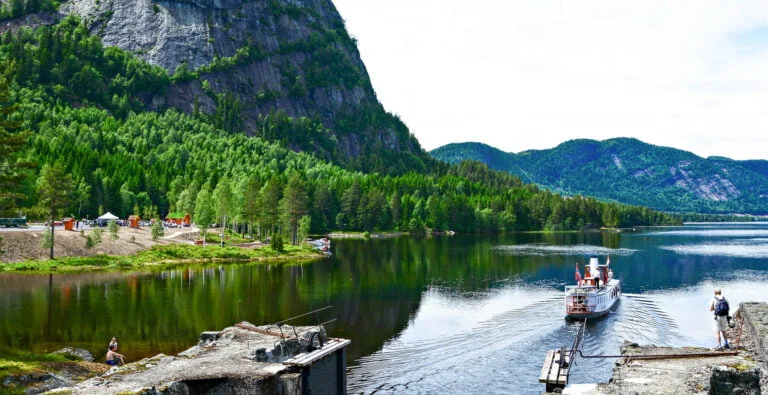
[589,256,599,275]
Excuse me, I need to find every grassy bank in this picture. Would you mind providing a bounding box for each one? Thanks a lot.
[1,244,325,273]
[0,349,80,375]
[0,349,107,394]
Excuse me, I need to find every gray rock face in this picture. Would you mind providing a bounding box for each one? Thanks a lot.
[58,0,420,165]
[61,0,216,71]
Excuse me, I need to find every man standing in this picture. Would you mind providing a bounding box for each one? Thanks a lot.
[709,287,730,349]
[575,263,582,286]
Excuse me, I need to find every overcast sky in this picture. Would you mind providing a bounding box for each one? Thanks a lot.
[332,1,768,160]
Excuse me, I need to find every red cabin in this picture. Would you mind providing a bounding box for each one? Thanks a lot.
[166,212,191,226]
[128,215,141,228]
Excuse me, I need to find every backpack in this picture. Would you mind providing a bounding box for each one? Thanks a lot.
[714,297,729,316]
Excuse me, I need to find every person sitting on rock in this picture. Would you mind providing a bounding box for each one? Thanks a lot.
[106,343,125,366]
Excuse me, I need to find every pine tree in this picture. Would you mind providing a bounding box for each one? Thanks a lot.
[312,184,334,232]
[280,175,308,245]
[338,180,361,230]
[37,164,73,259]
[0,74,33,216]
[389,192,401,230]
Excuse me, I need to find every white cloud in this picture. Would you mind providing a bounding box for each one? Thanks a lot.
[333,0,768,159]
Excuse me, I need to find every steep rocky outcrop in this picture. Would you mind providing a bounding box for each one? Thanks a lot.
[54,0,428,172]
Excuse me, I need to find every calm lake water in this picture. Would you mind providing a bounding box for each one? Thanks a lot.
[2,222,768,393]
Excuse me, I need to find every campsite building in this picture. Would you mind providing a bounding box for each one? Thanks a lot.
[166,212,191,226]
[128,215,141,228]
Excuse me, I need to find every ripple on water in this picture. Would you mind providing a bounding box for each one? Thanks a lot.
[347,291,566,394]
[493,244,637,256]
[646,229,768,237]
[660,238,768,258]
[348,289,692,394]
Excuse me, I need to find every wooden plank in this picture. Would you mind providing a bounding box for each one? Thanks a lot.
[547,350,564,384]
[539,350,569,385]
[539,350,556,383]
[283,339,351,367]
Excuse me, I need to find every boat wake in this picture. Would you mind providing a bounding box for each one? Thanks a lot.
[348,290,565,394]
[348,289,693,394]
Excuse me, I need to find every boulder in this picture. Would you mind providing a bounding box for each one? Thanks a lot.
[53,347,94,362]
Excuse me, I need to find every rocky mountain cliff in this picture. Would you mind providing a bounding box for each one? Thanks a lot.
[431,139,768,214]
[53,0,428,173]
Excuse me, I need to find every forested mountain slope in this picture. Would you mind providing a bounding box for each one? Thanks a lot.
[0,0,431,174]
[0,17,681,233]
[431,139,768,214]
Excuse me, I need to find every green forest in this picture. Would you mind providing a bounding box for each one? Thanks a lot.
[0,17,681,243]
[431,140,768,214]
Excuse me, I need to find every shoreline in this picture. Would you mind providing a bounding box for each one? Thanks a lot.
[0,226,327,273]
[1,244,325,273]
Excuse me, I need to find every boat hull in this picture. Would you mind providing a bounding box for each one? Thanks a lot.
[565,298,620,320]
[564,279,621,320]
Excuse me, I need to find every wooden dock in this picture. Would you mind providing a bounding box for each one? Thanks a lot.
[539,349,571,392]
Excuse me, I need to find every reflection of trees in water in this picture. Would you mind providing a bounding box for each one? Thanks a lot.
[3,231,759,364]
[0,249,427,363]
[0,235,619,361]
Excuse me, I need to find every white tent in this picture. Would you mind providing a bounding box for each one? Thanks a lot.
[98,212,119,220]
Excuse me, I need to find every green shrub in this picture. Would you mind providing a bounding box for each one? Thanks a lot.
[270,233,284,252]
[40,228,53,249]
[91,228,103,244]
[151,221,164,241]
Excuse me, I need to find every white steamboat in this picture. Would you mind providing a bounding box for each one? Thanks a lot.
[565,256,621,319]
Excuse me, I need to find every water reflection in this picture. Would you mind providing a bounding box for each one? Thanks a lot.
[0,224,767,393]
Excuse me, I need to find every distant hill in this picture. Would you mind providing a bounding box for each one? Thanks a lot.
[430,139,768,214]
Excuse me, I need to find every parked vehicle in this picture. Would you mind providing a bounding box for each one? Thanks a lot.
[0,217,27,228]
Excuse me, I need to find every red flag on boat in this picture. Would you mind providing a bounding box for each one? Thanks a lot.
[575,264,582,283]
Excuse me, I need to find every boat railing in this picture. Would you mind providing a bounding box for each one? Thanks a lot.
[565,287,595,313]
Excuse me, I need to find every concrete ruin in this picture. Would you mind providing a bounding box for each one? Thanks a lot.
[52,322,350,394]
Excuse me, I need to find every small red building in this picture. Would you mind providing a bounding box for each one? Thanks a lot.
[166,212,191,226]
[62,217,75,231]
[128,215,141,228]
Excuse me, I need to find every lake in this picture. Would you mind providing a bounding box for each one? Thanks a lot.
[2,222,768,393]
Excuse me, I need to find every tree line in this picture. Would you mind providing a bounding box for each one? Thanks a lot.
[0,18,682,248]
[0,0,58,22]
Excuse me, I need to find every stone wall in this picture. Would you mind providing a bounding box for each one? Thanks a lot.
[739,302,768,364]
